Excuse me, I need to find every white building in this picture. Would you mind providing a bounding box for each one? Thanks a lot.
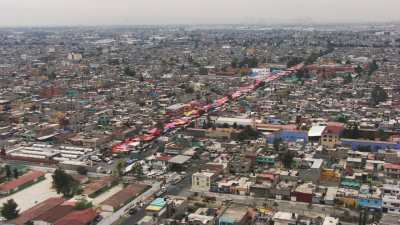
[383,194,400,214]
[67,52,83,61]
[323,216,339,225]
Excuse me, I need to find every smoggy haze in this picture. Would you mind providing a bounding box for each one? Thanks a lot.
[1,0,399,26]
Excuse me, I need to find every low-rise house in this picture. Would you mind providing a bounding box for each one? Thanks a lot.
[218,205,250,225]
[188,208,216,225]
[270,179,297,201]
[357,184,382,212]
[82,176,118,198]
[0,170,45,196]
[101,183,148,212]
[384,163,400,178]
[272,211,298,225]
[53,208,98,225]
[249,173,279,198]
[382,194,400,214]
[298,158,323,183]
[322,216,340,225]
[292,183,315,203]
[10,197,66,225]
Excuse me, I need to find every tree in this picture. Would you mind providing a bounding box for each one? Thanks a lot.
[239,57,259,68]
[235,125,260,141]
[231,58,239,68]
[286,57,304,68]
[273,138,282,152]
[77,166,88,176]
[1,199,19,220]
[370,85,388,106]
[124,67,136,77]
[5,165,11,179]
[52,168,79,197]
[342,75,352,84]
[367,60,379,75]
[132,162,144,177]
[113,160,126,178]
[13,168,19,179]
[221,123,229,128]
[280,150,294,169]
[232,122,238,129]
[74,198,93,210]
[185,86,194,94]
[343,123,360,139]
[355,65,364,75]
[336,115,348,123]
[199,67,208,75]
[377,129,389,141]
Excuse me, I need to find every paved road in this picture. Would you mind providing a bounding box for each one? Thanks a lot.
[98,181,161,225]
[381,213,400,225]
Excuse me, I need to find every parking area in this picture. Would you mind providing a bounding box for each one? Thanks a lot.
[0,173,61,211]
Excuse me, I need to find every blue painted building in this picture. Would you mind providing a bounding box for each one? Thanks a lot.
[267,130,308,144]
[341,138,400,151]
[358,198,382,211]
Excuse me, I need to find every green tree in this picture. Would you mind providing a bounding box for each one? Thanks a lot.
[13,168,19,179]
[52,168,79,197]
[286,57,304,68]
[232,122,238,129]
[273,138,282,152]
[113,160,126,178]
[235,125,260,141]
[5,165,11,179]
[231,58,239,68]
[377,129,389,141]
[74,198,93,210]
[76,166,88,176]
[342,75,352,84]
[1,199,19,220]
[370,85,388,106]
[199,67,208,75]
[280,150,294,169]
[132,162,144,177]
[367,60,379,75]
[336,115,348,123]
[124,66,136,77]
[355,65,364,75]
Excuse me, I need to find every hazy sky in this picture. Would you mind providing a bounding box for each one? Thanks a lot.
[1,0,399,26]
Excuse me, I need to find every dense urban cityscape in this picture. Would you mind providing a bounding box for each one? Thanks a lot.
[1,9,400,225]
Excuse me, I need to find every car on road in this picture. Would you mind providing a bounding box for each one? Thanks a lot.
[128,206,138,215]
[94,215,103,223]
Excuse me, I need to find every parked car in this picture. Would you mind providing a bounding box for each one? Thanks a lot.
[129,206,138,215]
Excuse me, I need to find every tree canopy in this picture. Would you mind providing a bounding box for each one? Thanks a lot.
[124,66,136,77]
[1,199,19,220]
[235,125,261,141]
[370,85,388,106]
[52,168,80,198]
